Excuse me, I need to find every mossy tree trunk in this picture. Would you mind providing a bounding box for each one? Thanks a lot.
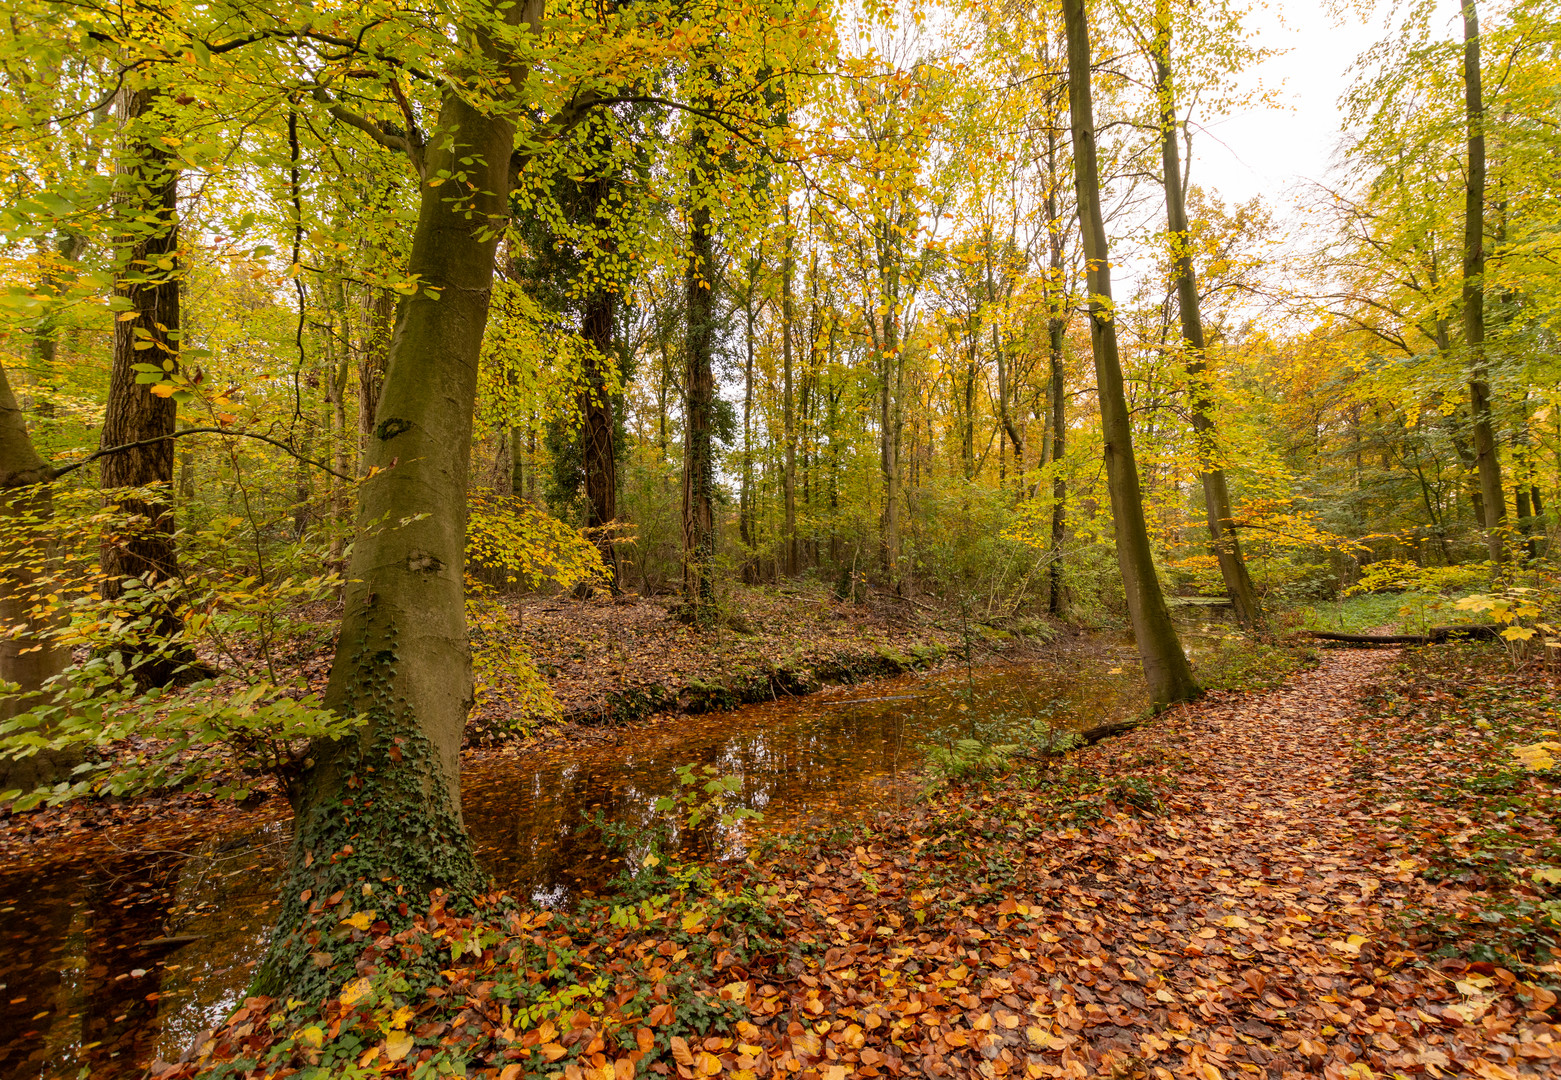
[260,54,528,996]
[1062,0,1199,708]
[682,191,717,612]
[579,164,621,588]
[1152,4,1263,632]
[581,286,620,588]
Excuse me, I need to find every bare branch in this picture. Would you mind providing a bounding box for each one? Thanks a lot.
[50,428,357,483]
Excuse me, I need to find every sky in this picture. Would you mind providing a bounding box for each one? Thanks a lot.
[1188,0,1464,218]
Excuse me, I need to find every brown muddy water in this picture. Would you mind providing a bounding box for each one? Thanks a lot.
[0,640,1160,1079]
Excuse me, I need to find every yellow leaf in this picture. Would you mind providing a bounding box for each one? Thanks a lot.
[384,1030,414,1062]
[339,976,373,1005]
[1512,742,1560,772]
[149,382,176,397]
[341,910,375,932]
[298,1026,324,1047]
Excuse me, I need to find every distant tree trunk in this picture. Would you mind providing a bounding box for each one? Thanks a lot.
[580,288,619,588]
[1044,71,1069,619]
[494,430,514,496]
[100,83,186,687]
[782,206,798,578]
[878,284,903,586]
[294,393,316,539]
[682,197,717,612]
[1152,5,1262,632]
[358,286,395,474]
[1462,0,1506,563]
[1063,0,1199,707]
[740,262,757,551]
[325,285,352,562]
[0,361,74,793]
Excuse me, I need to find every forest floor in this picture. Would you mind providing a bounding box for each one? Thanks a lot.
[156,642,1561,1080]
[466,584,1023,742]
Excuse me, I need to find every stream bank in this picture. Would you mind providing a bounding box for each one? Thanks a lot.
[0,634,1138,1080]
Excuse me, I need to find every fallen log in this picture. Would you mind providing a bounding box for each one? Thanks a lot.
[1078,718,1142,745]
[1308,623,1502,645]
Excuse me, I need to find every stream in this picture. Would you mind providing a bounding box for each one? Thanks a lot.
[0,640,1159,1079]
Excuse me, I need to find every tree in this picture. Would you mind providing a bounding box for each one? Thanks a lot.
[682,144,719,613]
[1461,0,1507,562]
[99,81,188,686]
[1061,0,1199,707]
[0,359,71,791]
[1151,0,1263,630]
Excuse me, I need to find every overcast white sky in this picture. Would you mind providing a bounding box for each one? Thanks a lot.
[1188,0,1464,216]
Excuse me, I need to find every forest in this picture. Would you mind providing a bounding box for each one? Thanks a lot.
[0,0,1559,1077]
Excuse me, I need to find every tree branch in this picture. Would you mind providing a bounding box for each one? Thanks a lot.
[311,88,421,173]
[50,428,357,483]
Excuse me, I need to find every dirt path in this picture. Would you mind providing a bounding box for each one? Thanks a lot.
[770,648,1560,1079]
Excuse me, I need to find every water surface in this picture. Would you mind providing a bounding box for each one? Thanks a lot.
[0,643,1149,1079]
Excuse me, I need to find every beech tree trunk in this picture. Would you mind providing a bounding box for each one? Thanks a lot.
[259,35,531,992]
[1462,0,1506,563]
[100,84,186,687]
[1062,0,1199,707]
[0,361,73,794]
[682,197,717,612]
[1152,6,1262,632]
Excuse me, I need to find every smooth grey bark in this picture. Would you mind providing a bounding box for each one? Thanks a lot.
[261,17,535,991]
[1462,0,1506,562]
[1062,0,1199,707]
[1152,6,1262,632]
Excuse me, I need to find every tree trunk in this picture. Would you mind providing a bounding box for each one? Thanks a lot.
[0,361,74,794]
[580,288,619,588]
[1062,0,1199,707]
[258,64,526,998]
[682,198,717,613]
[1462,0,1506,563]
[1045,71,1069,618]
[740,267,756,550]
[1152,4,1263,632]
[494,429,514,496]
[100,84,187,687]
[358,286,395,475]
[878,279,903,586]
[782,205,797,578]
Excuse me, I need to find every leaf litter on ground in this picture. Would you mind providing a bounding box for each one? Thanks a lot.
[146,646,1559,1080]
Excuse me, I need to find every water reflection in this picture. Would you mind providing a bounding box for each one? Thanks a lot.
[0,645,1148,1079]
